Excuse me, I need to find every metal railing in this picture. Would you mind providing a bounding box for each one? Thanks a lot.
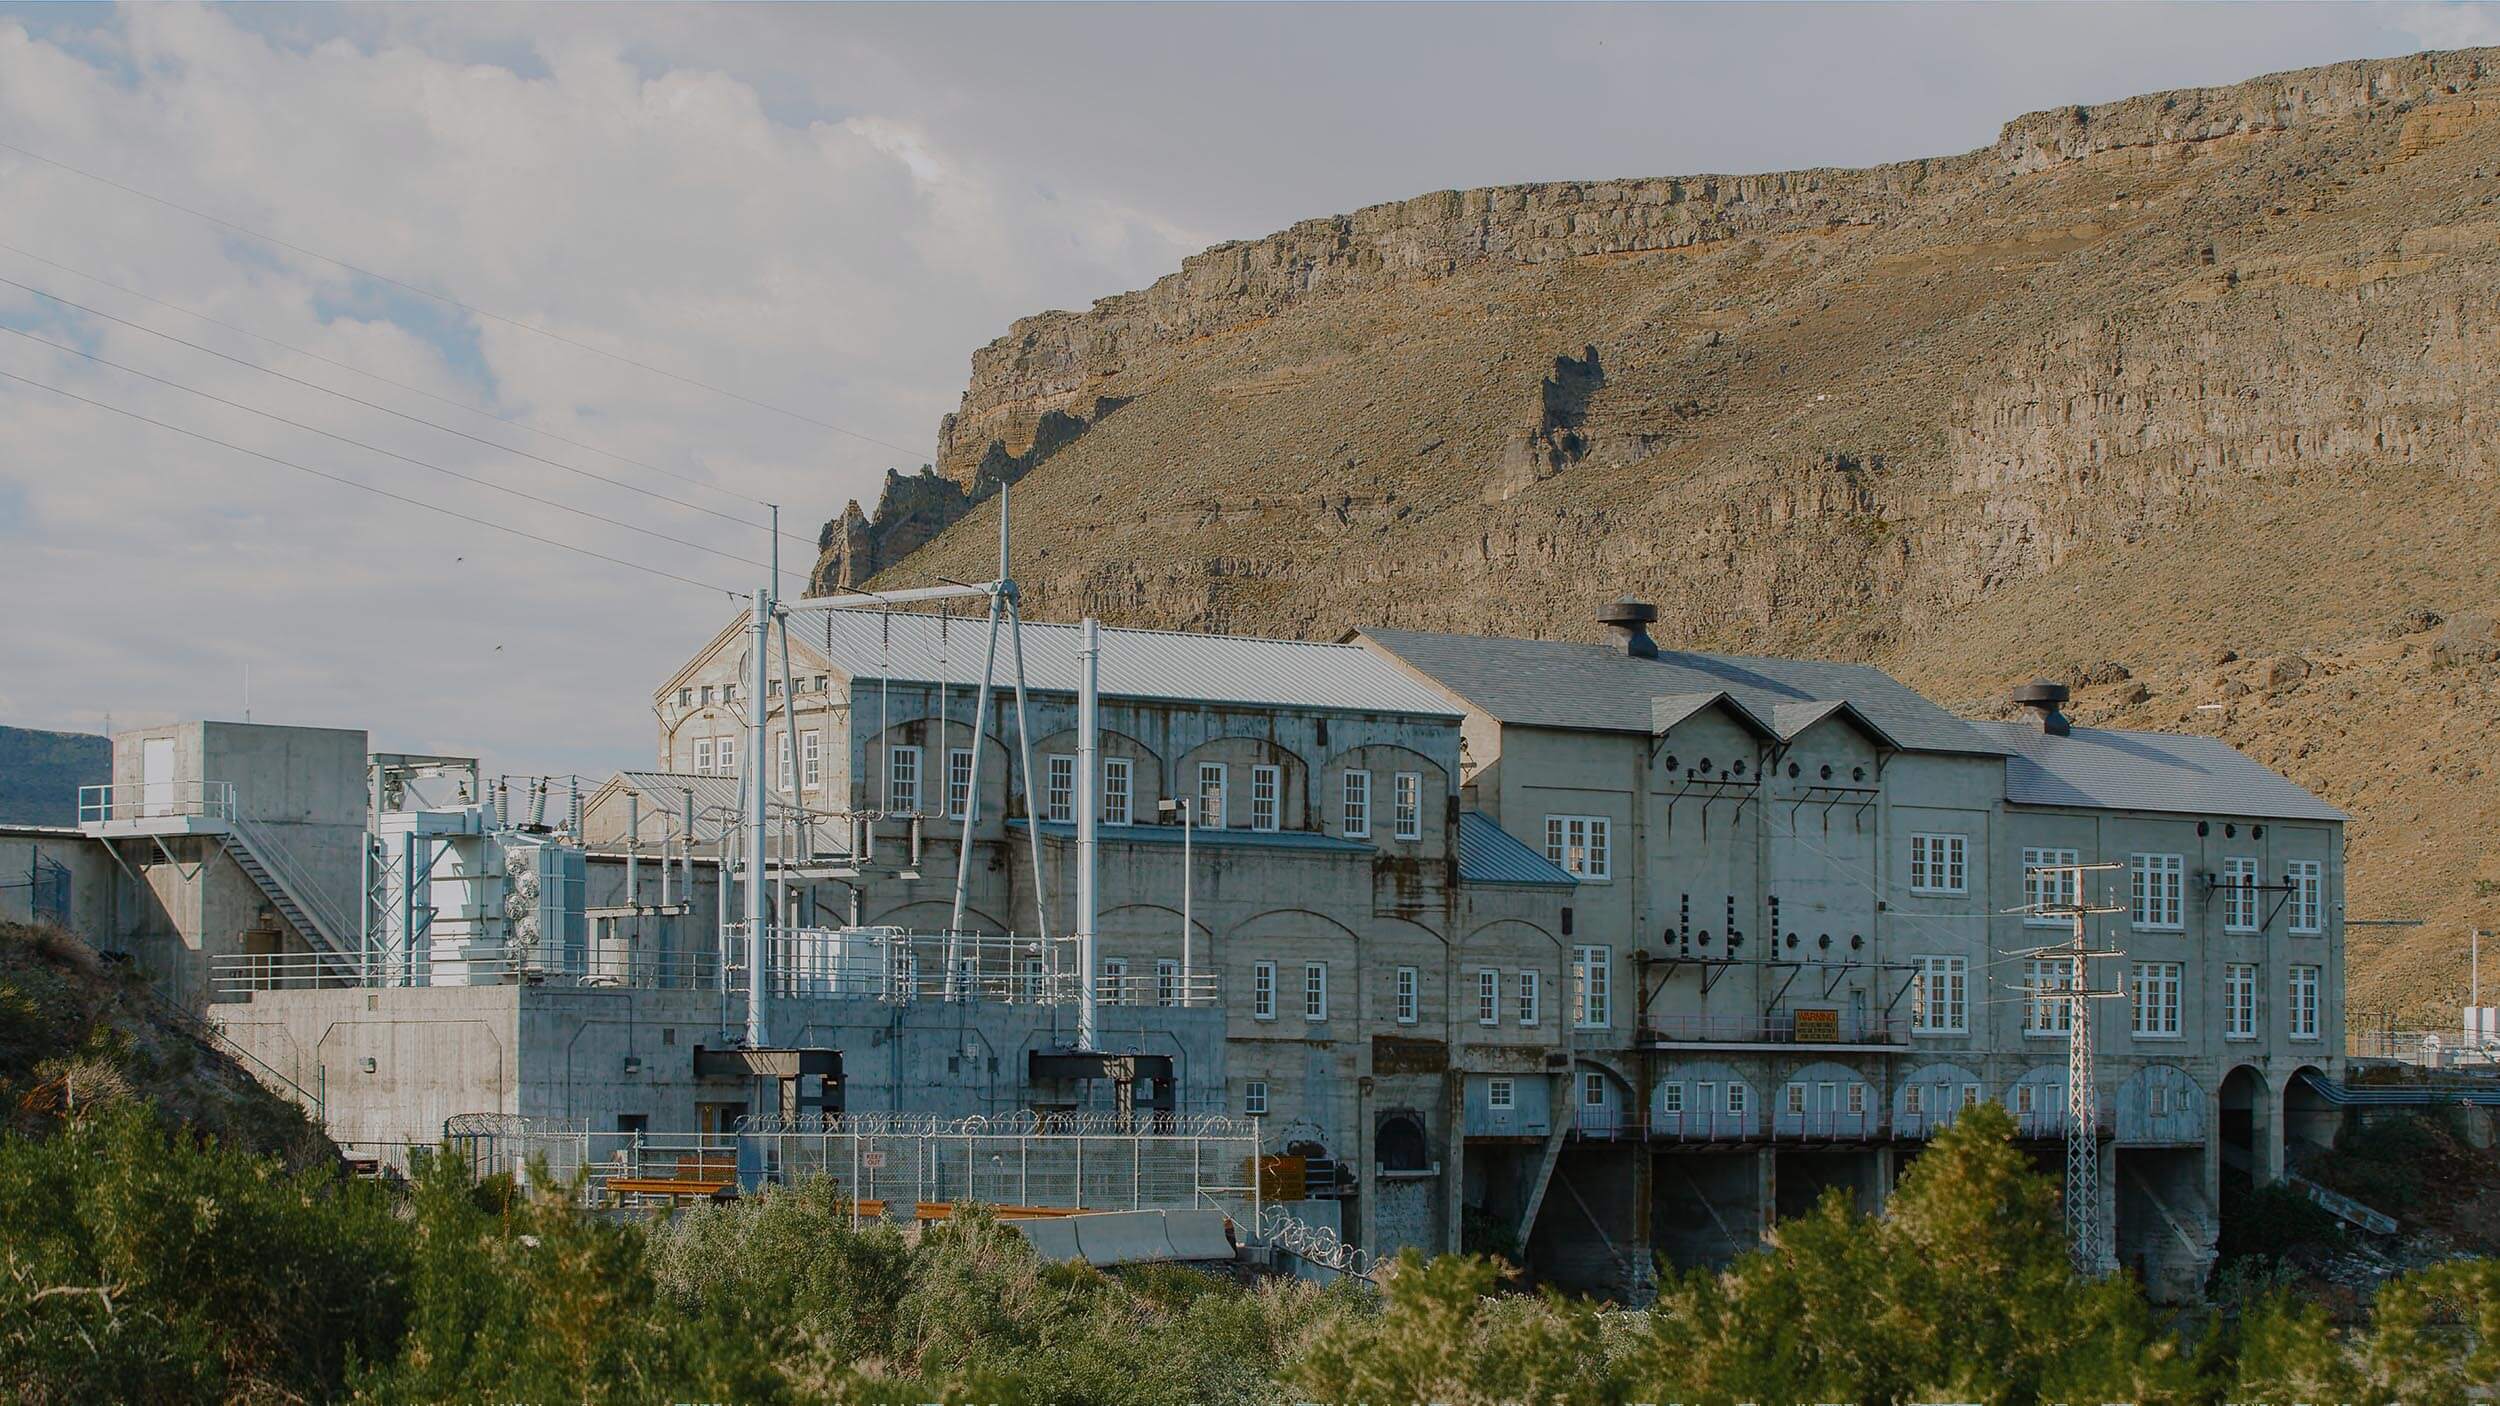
[1560,1103,2071,1143]
[1636,1011,1906,1046]
[211,946,727,994]
[78,780,237,825]
[227,814,359,954]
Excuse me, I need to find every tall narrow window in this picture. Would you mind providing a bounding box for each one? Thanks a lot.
[2131,853,2185,930]
[694,737,714,774]
[2223,856,2260,933]
[1342,769,1371,838]
[1252,960,1276,1021]
[1545,815,1612,881]
[1395,966,1418,1024]
[716,736,736,776]
[1197,763,1228,829]
[778,732,794,790]
[1476,969,1500,1026]
[887,744,920,814]
[801,730,822,790]
[1249,764,1280,832]
[1913,956,1968,1034]
[2021,958,2071,1035]
[2131,961,2183,1038]
[946,747,973,819]
[1156,958,1180,1008]
[1303,962,1328,1022]
[1044,754,1075,823]
[2289,964,2322,1040]
[1103,757,1133,826]
[1573,945,1611,1029]
[1393,772,1423,840]
[1518,970,1541,1027]
[1244,1081,1269,1118]
[2022,846,2080,923]
[1909,833,1969,895]
[2288,860,2324,934]
[2225,962,2258,1039]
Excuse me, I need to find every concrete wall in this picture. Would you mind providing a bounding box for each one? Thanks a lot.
[0,827,116,933]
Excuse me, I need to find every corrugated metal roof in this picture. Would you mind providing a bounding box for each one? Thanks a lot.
[1359,628,1997,754]
[1457,812,1578,888]
[1962,720,2345,823]
[789,609,1460,717]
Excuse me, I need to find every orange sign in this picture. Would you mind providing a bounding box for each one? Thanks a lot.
[1794,1008,1841,1043]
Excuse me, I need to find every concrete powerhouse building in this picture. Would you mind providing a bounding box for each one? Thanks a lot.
[68,597,2344,1297]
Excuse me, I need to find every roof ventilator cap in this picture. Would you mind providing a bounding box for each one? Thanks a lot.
[1598,596,1660,660]
[2010,679,2071,736]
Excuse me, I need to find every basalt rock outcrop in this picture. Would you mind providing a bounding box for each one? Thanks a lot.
[827,47,2500,1020]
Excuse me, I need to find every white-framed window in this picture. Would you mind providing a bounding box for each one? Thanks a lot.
[1245,1081,1269,1118]
[946,747,973,819]
[2022,846,2080,923]
[1545,815,1612,881]
[1909,832,1968,895]
[1487,1078,1515,1111]
[1726,1083,1748,1116]
[1904,1084,1925,1115]
[1572,945,1611,1029]
[1249,764,1280,832]
[1660,1082,1684,1115]
[2225,962,2258,1040]
[1518,970,1540,1027]
[1197,763,1228,829]
[1303,961,1328,1022]
[1395,966,1418,1025]
[716,736,736,776]
[694,737,714,774]
[1156,958,1180,1008]
[2223,856,2260,933]
[2290,964,2322,1040]
[2288,860,2324,934]
[2131,853,2185,931]
[1847,1083,1867,1116]
[1393,772,1423,841]
[1342,769,1371,837]
[2131,961,2183,1038]
[1251,960,1276,1021]
[1045,754,1076,824]
[1785,1083,1807,1115]
[1582,1072,1607,1107]
[887,744,920,813]
[1103,757,1133,826]
[1913,956,1968,1034]
[2013,1082,2036,1116]
[1476,969,1500,1026]
[1100,956,1130,1006]
[802,730,822,790]
[778,732,794,789]
[2022,958,2072,1036]
[1961,1084,1982,1109]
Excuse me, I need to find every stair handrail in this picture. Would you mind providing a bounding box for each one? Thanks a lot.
[227,815,358,956]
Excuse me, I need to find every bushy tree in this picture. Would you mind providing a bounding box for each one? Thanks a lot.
[0,1103,408,1405]
[1285,1251,1623,1406]
[1625,1102,2204,1405]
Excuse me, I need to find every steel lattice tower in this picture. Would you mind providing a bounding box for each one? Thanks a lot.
[2025,859,2122,1276]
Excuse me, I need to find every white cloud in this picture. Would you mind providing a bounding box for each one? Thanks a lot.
[0,2,2453,779]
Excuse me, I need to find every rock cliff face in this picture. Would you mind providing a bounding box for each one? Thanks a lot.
[832,47,2500,1020]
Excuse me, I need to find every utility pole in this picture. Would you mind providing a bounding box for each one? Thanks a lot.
[1075,617,1100,1052]
[745,579,770,1049]
[2021,859,2125,1276]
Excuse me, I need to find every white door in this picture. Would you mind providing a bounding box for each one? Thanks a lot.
[141,736,176,817]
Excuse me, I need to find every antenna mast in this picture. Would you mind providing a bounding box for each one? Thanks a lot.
[2023,859,2125,1276]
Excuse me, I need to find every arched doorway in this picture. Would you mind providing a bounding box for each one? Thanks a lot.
[1376,1112,1430,1172]
[2283,1064,2340,1171]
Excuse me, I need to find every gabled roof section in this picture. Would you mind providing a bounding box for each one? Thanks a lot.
[1961,721,2345,823]
[1457,812,1578,888]
[1356,627,1997,755]
[1769,698,1903,750]
[654,615,838,703]
[1651,691,1778,740]
[786,609,1460,717]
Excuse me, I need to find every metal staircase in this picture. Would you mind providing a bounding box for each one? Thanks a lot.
[223,816,358,969]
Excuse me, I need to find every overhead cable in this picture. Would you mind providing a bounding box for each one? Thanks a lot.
[0,366,739,597]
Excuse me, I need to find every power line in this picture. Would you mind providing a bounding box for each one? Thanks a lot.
[0,366,738,597]
[0,137,926,457]
[0,235,764,507]
[0,321,773,571]
[0,272,813,549]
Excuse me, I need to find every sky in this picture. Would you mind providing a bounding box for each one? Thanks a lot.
[1,2,2494,781]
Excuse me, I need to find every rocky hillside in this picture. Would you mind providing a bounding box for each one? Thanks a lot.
[0,726,107,827]
[825,48,2500,1024]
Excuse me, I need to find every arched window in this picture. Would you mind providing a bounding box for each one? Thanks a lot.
[1376,1112,1430,1172]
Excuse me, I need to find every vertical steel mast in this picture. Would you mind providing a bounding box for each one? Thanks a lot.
[2024,858,2124,1275]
